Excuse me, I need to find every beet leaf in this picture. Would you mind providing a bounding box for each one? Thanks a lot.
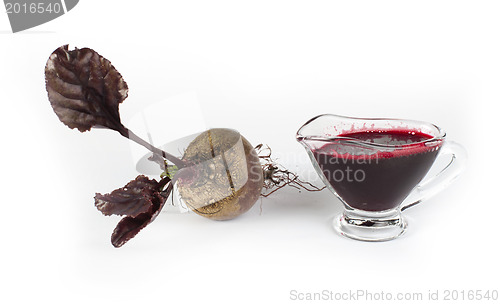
[45,45,185,168]
[45,45,128,133]
[95,175,172,248]
[95,175,162,217]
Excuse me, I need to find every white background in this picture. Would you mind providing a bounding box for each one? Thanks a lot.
[1,1,498,303]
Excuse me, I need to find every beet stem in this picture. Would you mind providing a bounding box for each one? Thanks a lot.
[120,127,186,169]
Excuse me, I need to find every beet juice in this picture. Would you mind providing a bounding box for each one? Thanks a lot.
[313,130,442,212]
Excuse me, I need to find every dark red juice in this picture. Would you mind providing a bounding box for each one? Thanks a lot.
[313,130,442,211]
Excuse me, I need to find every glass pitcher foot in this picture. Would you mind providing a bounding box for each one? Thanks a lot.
[332,209,408,242]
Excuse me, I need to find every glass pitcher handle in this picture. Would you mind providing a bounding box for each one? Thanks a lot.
[401,141,467,211]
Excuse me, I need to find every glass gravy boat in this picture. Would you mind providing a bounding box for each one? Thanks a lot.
[297,114,466,241]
